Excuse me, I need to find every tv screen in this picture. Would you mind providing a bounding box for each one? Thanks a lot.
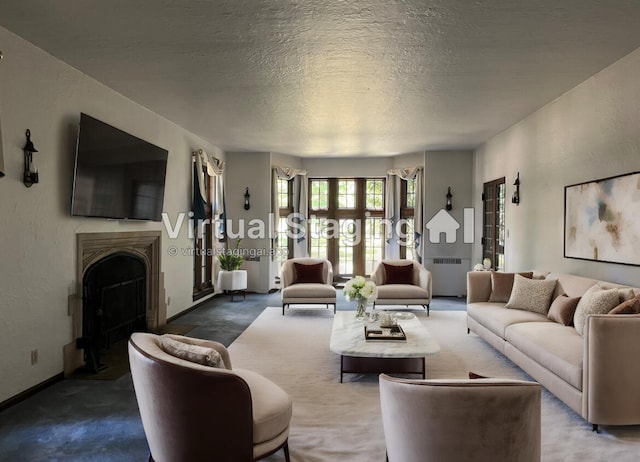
[71,113,168,221]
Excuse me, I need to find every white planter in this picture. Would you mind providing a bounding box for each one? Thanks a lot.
[217,270,248,291]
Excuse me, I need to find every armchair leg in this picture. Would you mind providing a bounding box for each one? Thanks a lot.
[283,440,291,462]
[282,304,286,315]
[592,424,599,433]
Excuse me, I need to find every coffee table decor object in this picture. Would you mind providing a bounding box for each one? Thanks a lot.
[364,324,407,342]
[343,275,378,320]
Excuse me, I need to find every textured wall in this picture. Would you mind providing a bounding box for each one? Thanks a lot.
[0,26,223,402]
[473,46,640,285]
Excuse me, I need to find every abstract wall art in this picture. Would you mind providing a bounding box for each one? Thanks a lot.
[564,171,640,266]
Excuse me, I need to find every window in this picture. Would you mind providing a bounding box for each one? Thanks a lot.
[308,178,385,278]
[482,178,506,271]
[276,178,293,264]
[193,166,214,300]
[399,178,416,260]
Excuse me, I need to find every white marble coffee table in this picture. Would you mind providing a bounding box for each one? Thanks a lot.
[329,311,440,382]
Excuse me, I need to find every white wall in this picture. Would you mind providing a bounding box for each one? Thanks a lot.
[473,46,640,285]
[0,26,223,402]
[224,152,273,292]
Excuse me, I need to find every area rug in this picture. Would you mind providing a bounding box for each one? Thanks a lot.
[228,307,640,462]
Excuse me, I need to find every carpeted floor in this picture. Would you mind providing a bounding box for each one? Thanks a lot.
[229,307,640,462]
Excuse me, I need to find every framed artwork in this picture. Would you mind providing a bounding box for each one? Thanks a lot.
[564,171,640,266]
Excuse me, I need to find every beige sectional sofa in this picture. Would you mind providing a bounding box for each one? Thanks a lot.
[466,271,640,430]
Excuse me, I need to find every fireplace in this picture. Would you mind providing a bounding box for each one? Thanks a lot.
[80,252,147,372]
[64,231,166,375]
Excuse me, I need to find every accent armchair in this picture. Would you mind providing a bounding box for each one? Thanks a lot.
[379,374,541,462]
[128,333,292,462]
[370,259,432,315]
[280,257,337,315]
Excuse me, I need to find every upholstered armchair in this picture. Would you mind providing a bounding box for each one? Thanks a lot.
[128,333,292,462]
[379,374,541,462]
[370,259,432,315]
[280,257,337,315]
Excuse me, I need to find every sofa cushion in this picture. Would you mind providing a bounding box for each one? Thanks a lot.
[377,284,428,299]
[505,275,557,314]
[467,302,550,339]
[382,262,414,285]
[160,336,225,368]
[610,294,640,314]
[573,286,621,335]
[505,322,583,390]
[293,262,325,284]
[547,295,581,326]
[233,368,293,445]
[282,283,336,298]
[488,271,534,303]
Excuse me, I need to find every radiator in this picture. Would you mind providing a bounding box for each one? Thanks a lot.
[425,257,470,297]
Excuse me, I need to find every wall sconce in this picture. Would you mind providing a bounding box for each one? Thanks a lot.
[445,187,453,211]
[244,187,251,210]
[512,172,520,205]
[23,129,39,187]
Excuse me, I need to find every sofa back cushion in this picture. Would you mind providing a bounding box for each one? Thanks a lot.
[488,271,534,303]
[505,275,557,314]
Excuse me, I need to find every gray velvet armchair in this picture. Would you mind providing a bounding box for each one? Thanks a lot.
[128,333,292,462]
[379,374,541,462]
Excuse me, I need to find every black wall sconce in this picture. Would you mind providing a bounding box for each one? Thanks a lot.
[445,186,453,211]
[23,129,39,187]
[512,172,520,205]
[244,187,251,210]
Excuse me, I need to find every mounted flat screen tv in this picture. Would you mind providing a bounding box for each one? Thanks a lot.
[71,113,168,221]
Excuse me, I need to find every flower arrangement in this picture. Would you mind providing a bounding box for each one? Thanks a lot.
[344,276,378,302]
[344,276,378,319]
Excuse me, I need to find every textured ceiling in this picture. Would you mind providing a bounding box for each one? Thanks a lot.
[1,1,640,156]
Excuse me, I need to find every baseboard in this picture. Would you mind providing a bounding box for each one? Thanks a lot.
[0,372,64,412]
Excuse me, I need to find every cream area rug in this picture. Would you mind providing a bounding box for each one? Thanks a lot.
[227,307,640,462]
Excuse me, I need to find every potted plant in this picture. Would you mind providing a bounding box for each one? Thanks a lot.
[217,239,247,299]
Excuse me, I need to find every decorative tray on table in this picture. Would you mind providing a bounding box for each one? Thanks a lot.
[364,324,407,341]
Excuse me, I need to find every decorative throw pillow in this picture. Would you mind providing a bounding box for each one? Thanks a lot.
[573,286,621,335]
[468,371,489,379]
[609,295,640,315]
[504,275,557,314]
[160,336,225,368]
[547,295,581,326]
[293,262,325,284]
[383,263,414,285]
[616,287,636,303]
[488,271,534,303]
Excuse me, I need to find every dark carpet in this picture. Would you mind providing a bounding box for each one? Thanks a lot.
[0,293,465,461]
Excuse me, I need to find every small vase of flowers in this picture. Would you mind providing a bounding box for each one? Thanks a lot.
[344,276,378,320]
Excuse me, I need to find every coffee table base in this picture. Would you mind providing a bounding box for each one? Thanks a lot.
[339,355,425,383]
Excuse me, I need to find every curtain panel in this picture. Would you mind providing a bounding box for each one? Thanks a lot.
[271,166,308,258]
[192,149,225,236]
[385,166,423,263]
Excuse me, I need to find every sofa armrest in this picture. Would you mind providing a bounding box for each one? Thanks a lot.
[583,314,640,425]
[467,271,492,304]
[416,265,432,298]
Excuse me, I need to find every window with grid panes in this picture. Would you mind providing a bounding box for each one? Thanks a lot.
[399,178,416,260]
[193,165,214,300]
[308,178,385,278]
[276,178,293,263]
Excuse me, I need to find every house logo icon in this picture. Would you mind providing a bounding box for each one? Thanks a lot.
[425,208,475,244]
